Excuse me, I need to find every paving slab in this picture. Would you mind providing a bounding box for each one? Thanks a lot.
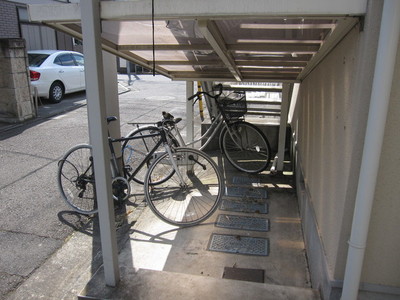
[80,156,318,299]
[80,268,320,300]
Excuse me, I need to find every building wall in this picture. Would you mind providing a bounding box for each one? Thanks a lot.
[294,23,366,284]
[290,0,400,297]
[362,37,400,288]
[0,0,20,38]
[20,23,57,50]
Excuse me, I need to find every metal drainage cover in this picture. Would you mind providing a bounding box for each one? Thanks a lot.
[216,214,269,232]
[208,233,269,256]
[225,186,267,199]
[232,176,260,185]
[223,267,264,283]
[220,199,268,214]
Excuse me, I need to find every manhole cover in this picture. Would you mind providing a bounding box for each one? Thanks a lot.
[223,267,264,283]
[208,233,269,256]
[220,199,268,214]
[215,214,269,232]
[232,176,260,185]
[225,186,267,199]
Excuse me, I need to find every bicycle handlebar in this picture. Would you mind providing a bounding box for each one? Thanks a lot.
[187,84,223,101]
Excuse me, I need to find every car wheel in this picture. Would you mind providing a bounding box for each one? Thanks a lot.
[49,82,64,103]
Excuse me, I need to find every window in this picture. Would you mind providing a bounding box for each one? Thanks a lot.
[73,38,83,46]
[28,54,49,67]
[73,54,84,66]
[54,54,75,66]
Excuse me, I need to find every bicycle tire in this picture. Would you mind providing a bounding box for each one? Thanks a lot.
[221,121,271,173]
[144,147,223,226]
[57,144,98,214]
[122,126,179,185]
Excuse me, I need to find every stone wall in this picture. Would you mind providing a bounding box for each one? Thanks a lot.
[0,38,34,123]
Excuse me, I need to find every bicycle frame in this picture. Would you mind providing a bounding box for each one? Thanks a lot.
[166,107,245,153]
[108,126,185,185]
[170,112,225,150]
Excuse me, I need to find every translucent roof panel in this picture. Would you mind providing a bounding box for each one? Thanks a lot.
[28,1,362,82]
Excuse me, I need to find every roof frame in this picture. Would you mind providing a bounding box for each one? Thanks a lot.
[197,20,242,81]
[28,0,365,82]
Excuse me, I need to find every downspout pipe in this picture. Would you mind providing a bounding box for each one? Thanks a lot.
[341,1,400,299]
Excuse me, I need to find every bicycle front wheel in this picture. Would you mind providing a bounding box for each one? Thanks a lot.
[221,121,271,173]
[144,147,223,226]
[57,144,97,214]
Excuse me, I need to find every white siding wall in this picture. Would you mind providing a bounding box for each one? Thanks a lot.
[21,24,56,50]
[363,38,400,287]
[290,0,400,297]
[294,25,364,280]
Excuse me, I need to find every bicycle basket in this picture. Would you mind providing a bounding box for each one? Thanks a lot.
[221,92,247,119]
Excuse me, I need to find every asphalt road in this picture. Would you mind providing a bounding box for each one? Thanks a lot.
[0,74,187,299]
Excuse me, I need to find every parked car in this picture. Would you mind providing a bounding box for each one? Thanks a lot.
[28,50,85,103]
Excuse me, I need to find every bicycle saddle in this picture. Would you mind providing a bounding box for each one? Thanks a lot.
[107,116,117,123]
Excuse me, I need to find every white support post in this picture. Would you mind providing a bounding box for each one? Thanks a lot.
[81,0,120,287]
[276,83,291,171]
[186,81,194,146]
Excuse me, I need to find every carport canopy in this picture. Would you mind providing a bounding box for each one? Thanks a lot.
[28,0,366,83]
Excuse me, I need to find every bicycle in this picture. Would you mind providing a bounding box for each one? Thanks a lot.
[57,117,224,226]
[123,84,271,180]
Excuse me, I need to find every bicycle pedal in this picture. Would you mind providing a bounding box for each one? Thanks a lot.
[124,165,133,172]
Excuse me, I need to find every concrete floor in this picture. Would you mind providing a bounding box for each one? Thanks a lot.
[79,152,320,299]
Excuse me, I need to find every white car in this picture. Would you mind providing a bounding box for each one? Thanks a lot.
[28,50,85,103]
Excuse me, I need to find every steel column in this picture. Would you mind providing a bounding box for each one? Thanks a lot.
[81,0,120,286]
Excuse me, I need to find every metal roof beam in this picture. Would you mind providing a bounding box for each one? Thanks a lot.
[118,43,319,53]
[229,43,320,52]
[118,44,213,51]
[171,71,299,81]
[28,1,368,22]
[155,60,223,66]
[28,1,367,23]
[198,20,242,81]
[101,0,368,20]
[297,17,359,80]
[236,60,307,67]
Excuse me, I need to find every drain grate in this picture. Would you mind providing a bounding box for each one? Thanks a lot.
[232,176,260,185]
[223,267,265,283]
[208,233,269,256]
[220,199,268,214]
[216,214,270,232]
[225,186,267,199]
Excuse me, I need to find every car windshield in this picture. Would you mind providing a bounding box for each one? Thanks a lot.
[28,54,50,67]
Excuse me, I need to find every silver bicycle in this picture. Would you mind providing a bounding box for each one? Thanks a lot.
[123,84,271,185]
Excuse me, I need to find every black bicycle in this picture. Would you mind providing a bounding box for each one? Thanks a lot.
[57,117,224,226]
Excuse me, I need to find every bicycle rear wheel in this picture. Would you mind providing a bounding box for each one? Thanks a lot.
[57,144,97,214]
[122,126,179,185]
[144,147,223,226]
[221,121,271,173]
